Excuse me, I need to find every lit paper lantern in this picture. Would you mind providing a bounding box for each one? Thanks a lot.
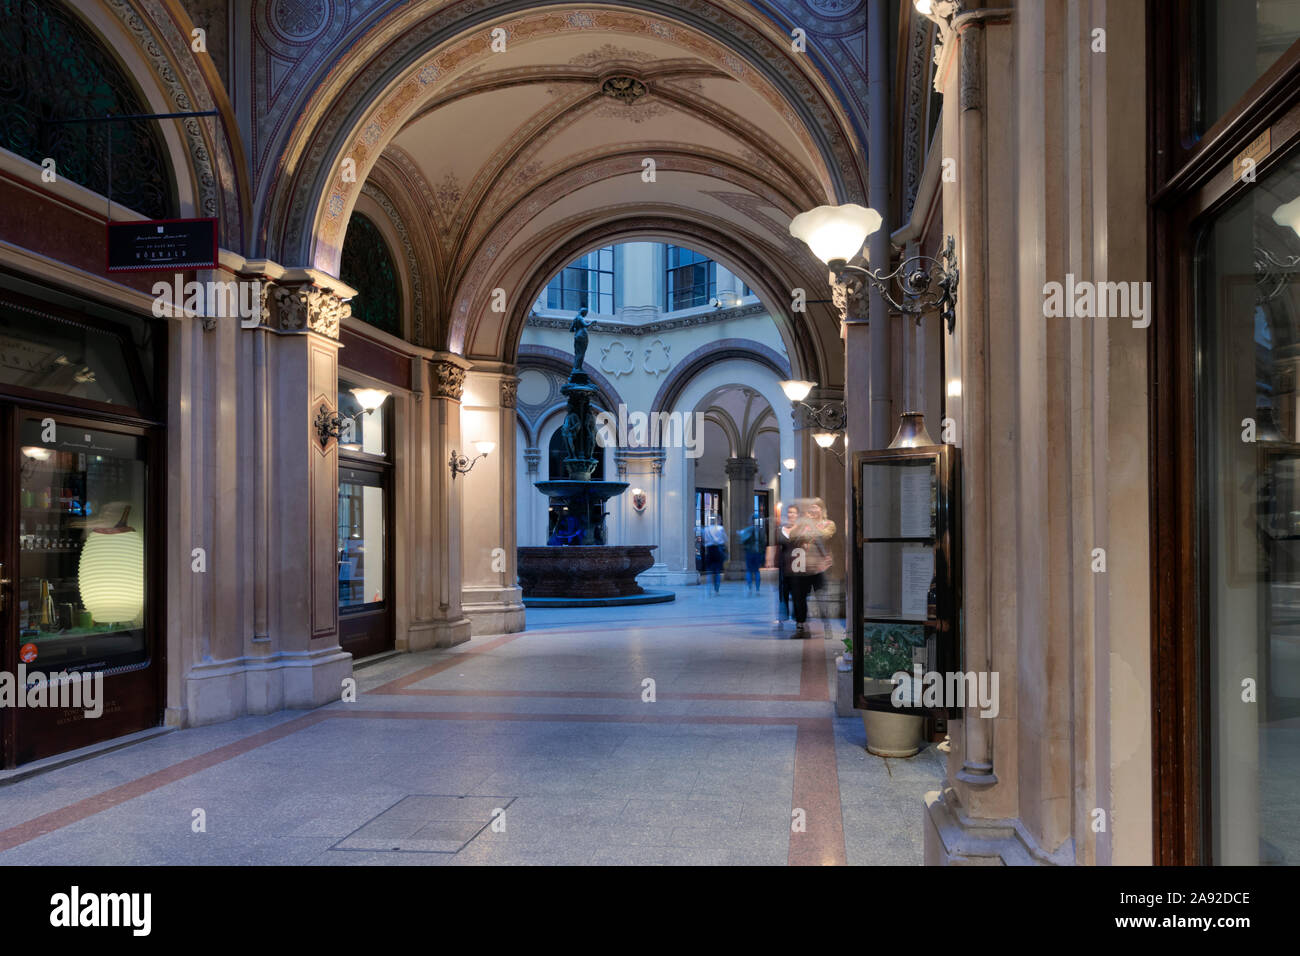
[78,512,144,625]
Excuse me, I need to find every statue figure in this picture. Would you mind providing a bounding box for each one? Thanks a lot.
[560,408,582,460]
[570,306,597,374]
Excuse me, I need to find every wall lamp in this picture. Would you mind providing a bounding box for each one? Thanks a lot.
[315,387,390,450]
[450,441,495,479]
[789,204,960,333]
[780,379,846,463]
[782,457,797,471]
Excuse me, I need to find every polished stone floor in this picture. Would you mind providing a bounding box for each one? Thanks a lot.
[0,582,943,865]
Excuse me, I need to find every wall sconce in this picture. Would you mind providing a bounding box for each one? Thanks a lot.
[782,457,796,471]
[315,387,391,450]
[789,204,960,333]
[631,487,647,512]
[709,290,743,310]
[780,379,847,454]
[450,440,495,479]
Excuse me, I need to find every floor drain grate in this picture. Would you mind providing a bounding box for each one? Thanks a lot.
[332,795,514,853]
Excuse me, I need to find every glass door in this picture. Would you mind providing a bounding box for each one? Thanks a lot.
[336,383,393,659]
[2,409,158,767]
[1196,147,1300,864]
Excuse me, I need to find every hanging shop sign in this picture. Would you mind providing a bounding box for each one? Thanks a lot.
[106,217,218,272]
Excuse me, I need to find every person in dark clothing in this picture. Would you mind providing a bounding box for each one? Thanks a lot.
[773,503,799,629]
[702,517,727,594]
[737,511,766,596]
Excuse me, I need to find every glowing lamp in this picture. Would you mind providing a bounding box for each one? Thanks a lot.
[78,507,144,625]
[813,432,837,449]
[788,204,881,266]
[780,380,816,402]
[349,387,390,413]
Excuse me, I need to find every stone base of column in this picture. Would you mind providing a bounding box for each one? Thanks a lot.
[923,788,1072,865]
[402,617,472,651]
[182,647,353,726]
[462,585,527,635]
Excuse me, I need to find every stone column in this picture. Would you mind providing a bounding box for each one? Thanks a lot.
[177,268,353,724]
[402,354,472,649]
[724,456,758,579]
[459,365,525,635]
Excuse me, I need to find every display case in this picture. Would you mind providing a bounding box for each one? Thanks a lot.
[850,441,960,715]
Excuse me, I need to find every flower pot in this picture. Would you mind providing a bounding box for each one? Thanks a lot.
[861,709,924,757]
[860,677,923,757]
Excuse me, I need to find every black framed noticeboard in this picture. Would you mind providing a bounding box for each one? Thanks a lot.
[850,441,960,716]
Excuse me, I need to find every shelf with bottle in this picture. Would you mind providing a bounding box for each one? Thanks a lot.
[18,521,84,553]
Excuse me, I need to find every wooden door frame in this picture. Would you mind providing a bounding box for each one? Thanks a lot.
[1148,0,1300,863]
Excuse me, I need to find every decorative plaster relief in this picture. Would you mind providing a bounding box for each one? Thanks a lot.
[643,339,672,377]
[273,283,350,338]
[600,341,636,378]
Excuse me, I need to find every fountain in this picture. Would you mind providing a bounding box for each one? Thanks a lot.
[517,308,675,607]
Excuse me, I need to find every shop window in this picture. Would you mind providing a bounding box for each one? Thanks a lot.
[1196,1,1300,135]
[546,246,615,314]
[339,213,402,337]
[0,0,175,220]
[1197,148,1300,864]
[666,246,717,310]
[0,293,154,412]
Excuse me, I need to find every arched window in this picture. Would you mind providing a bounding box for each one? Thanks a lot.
[548,424,604,480]
[339,213,402,337]
[0,0,176,220]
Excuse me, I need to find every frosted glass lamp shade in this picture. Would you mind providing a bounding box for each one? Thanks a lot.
[780,379,816,401]
[349,387,390,413]
[788,204,881,264]
[78,527,145,624]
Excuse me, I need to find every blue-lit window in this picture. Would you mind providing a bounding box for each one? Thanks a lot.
[666,246,717,310]
[546,246,615,313]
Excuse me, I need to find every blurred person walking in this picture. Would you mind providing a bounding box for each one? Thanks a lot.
[773,503,799,629]
[702,516,727,595]
[737,511,766,596]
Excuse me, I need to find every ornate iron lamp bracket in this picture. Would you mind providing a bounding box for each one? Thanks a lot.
[835,234,960,334]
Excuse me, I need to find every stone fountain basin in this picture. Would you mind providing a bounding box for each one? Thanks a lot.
[517,545,674,606]
[533,480,629,501]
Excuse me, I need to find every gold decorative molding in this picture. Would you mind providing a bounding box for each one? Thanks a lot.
[500,377,519,408]
[273,284,350,339]
[430,359,467,401]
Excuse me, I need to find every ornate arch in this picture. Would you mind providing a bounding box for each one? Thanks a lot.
[492,215,831,394]
[651,338,792,415]
[257,0,867,266]
[98,0,250,247]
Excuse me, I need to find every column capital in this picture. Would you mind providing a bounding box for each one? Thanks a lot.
[429,356,470,401]
[724,456,759,480]
[270,282,350,339]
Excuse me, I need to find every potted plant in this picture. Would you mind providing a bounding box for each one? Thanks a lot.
[859,623,926,757]
[834,636,855,717]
